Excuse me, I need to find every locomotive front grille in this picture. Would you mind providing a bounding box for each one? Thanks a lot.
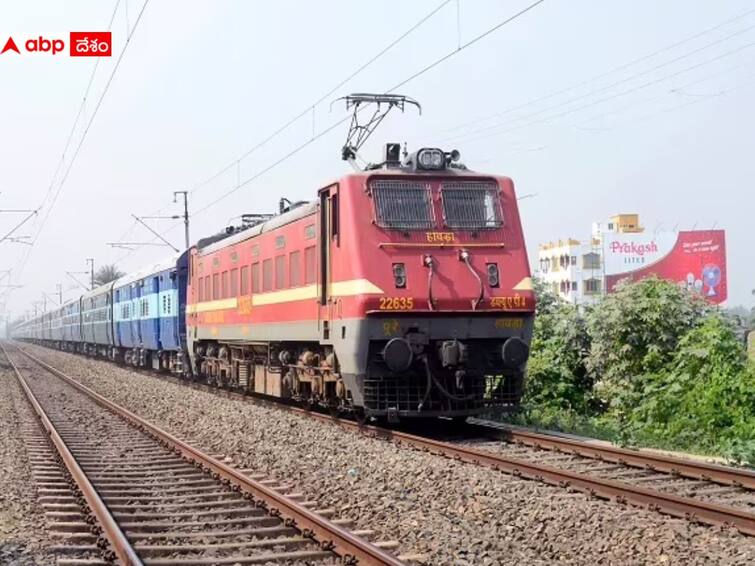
[364,340,524,414]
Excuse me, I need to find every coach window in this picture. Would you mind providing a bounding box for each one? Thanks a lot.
[275,255,286,290]
[262,259,273,292]
[289,250,301,287]
[304,246,316,285]
[240,266,249,295]
[222,271,229,299]
[212,273,220,300]
[204,276,210,302]
[230,268,239,296]
[252,263,260,293]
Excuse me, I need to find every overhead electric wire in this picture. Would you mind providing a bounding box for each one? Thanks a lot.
[22,0,123,239]
[187,0,453,197]
[109,0,454,263]
[451,38,755,146]
[574,58,755,128]
[188,0,547,217]
[109,0,460,262]
[11,0,150,285]
[433,6,755,139]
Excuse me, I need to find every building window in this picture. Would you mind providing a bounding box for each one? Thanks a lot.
[584,278,601,294]
[289,250,301,287]
[230,268,239,297]
[582,252,601,270]
[571,281,578,291]
[252,263,260,293]
[570,256,577,266]
[304,246,316,284]
[240,266,249,295]
[275,255,286,290]
[213,273,220,300]
[221,271,229,299]
[262,259,273,292]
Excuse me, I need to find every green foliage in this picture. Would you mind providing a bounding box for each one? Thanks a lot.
[506,277,754,466]
[524,280,593,415]
[585,277,711,414]
[629,315,755,464]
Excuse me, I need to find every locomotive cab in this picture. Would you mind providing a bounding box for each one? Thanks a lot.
[320,144,536,420]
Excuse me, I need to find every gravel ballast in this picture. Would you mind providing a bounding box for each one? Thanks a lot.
[0,359,60,565]
[22,343,755,565]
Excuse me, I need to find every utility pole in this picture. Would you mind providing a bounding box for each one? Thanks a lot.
[56,283,62,305]
[173,190,190,249]
[86,258,95,289]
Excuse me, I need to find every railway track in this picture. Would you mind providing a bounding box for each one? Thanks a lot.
[462,419,755,508]
[15,342,755,539]
[2,343,405,566]
[97,351,755,538]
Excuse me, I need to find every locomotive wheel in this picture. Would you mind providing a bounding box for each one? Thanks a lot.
[354,408,368,426]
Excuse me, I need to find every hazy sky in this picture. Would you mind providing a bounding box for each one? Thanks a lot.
[2,0,754,318]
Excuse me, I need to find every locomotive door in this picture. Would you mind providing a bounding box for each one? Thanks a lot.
[318,184,338,340]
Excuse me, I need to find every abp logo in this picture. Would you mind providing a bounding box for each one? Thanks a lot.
[0,32,112,57]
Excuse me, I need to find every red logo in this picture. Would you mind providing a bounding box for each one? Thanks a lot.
[26,36,65,54]
[70,32,111,57]
[1,36,20,54]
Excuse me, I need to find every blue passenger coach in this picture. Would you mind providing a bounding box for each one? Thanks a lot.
[12,250,190,375]
[111,251,189,371]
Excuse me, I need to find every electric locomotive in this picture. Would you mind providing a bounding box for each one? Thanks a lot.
[13,94,536,422]
[187,142,535,420]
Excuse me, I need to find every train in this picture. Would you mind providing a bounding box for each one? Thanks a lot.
[13,143,536,422]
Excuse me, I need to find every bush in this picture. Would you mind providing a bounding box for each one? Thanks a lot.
[505,277,754,466]
[522,280,593,415]
[585,277,711,415]
[630,315,755,464]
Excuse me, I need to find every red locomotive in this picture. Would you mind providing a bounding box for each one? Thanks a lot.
[14,95,535,422]
[188,98,535,421]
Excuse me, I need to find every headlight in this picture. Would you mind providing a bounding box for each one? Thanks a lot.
[417,148,444,170]
[392,263,407,288]
[486,263,500,288]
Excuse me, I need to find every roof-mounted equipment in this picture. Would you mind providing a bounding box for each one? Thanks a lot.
[403,148,463,171]
[334,93,420,171]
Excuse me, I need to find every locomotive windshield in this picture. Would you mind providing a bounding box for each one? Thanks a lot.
[441,182,502,229]
[372,180,434,229]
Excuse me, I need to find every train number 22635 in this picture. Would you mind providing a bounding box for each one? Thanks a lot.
[379,296,414,310]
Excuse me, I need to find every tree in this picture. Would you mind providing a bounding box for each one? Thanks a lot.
[93,264,124,287]
[585,277,711,414]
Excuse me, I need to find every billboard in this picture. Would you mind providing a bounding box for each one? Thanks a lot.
[603,230,727,304]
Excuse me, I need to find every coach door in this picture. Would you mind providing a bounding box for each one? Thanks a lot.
[318,184,339,340]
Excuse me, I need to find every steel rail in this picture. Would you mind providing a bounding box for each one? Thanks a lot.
[466,420,755,490]
[133,371,755,536]
[15,341,755,537]
[12,344,405,566]
[1,343,143,566]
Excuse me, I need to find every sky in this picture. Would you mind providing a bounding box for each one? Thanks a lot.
[1,0,754,320]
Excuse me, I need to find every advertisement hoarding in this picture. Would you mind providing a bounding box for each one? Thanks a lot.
[603,230,727,304]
